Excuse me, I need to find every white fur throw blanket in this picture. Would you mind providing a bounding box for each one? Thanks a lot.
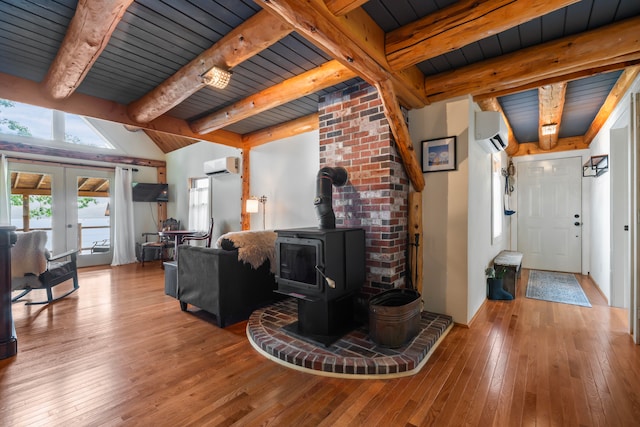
[11,230,48,277]
[215,230,277,273]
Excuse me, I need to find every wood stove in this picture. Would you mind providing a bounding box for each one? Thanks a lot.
[275,227,365,346]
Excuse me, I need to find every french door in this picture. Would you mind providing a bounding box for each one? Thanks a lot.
[9,161,113,267]
[517,157,582,273]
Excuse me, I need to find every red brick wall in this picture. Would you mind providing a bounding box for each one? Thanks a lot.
[318,82,409,292]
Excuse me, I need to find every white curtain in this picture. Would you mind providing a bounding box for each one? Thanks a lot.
[188,186,209,232]
[0,154,10,225]
[111,167,137,266]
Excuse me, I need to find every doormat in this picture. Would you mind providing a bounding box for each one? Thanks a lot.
[526,270,591,307]
[246,298,453,379]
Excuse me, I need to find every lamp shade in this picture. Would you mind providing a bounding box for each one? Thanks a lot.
[246,198,259,213]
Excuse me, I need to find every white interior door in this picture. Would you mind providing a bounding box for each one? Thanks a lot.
[517,157,582,272]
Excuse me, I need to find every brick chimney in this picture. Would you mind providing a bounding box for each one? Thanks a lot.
[318,82,409,294]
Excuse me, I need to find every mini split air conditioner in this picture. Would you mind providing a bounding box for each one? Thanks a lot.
[475,111,508,153]
[204,157,239,175]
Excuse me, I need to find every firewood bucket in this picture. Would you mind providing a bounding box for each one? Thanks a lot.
[369,288,422,348]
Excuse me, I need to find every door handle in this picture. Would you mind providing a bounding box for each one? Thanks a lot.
[574,222,581,226]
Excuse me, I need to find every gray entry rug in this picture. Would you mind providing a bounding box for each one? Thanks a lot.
[526,270,592,307]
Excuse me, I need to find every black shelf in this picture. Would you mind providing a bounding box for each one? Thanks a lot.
[583,155,608,178]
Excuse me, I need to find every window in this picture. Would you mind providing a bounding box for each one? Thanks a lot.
[0,98,114,149]
[188,177,210,232]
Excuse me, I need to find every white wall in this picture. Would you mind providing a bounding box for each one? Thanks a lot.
[249,131,319,230]
[165,132,319,241]
[409,96,509,324]
[584,75,640,302]
[166,141,242,240]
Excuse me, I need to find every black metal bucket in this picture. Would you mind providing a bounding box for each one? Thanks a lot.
[368,288,422,348]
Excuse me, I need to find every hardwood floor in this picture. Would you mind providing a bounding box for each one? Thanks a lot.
[1,265,639,426]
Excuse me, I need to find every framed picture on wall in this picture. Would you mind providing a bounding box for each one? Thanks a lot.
[421,136,457,173]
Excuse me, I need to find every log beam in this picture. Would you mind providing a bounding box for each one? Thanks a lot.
[242,113,319,148]
[127,10,293,123]
[257,0,425,190]
[408,191,423,290]
[386,0,578,71]
[424,16,640,103]
[0,141,166,168]
[324,0,368,15]
[584,66,640,146]
[538,83,567,150]
[473,59,640,101]
[512,136,588,157]
[0,72,243,148]
[241,149,251,231]
[375,79,424,192]
[41,0,134,100]
[256,0,428,108]
[191,60,355,134]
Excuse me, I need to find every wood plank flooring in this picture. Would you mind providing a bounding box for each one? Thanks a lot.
[1,265,639,426]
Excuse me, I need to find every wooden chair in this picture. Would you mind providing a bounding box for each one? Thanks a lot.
[11,230,79,305]
[181,218,214,248]
[140,218,180,266]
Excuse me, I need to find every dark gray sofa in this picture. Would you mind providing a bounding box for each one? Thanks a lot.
[177,244,279,327]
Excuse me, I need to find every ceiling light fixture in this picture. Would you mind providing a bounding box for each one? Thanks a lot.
[202,66,232,89]
[541,123,558,136]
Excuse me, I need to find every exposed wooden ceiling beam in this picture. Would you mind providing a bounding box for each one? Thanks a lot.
[127,10,293,124]
[0,72,243,148]
[191,60,355,134]
[256,0,425,191]
[375,79,424,191]
[243,113,319,148]
[473,59,640,100]
[41,0,134,100]
[386,0,578,71]
[0,141,166,168]
[538,83,567,150]
[3,70,324,155]
[513,136,588,157]
[424,16,640,103]
[476,97,519,156]
[318,6,428,108]
[257,0,427,108]
[584,66,640,146]
[324,0,369,16]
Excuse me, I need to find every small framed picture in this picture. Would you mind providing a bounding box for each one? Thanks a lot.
[421,137,457,173]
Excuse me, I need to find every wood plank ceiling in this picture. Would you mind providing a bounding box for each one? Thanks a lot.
[0,0,639,187]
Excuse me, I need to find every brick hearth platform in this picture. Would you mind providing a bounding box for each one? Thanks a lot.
[246,298,453,378]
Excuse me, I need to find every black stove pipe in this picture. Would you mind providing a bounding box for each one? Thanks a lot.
[314,166,348,229]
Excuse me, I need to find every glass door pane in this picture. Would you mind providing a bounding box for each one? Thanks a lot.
[8,162,65,254]
[66,168,113,267]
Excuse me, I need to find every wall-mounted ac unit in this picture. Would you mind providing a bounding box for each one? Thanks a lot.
[204,157,239,175]
[475,111,508,153]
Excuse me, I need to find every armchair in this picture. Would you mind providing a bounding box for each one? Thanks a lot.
[11,230,79,305]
